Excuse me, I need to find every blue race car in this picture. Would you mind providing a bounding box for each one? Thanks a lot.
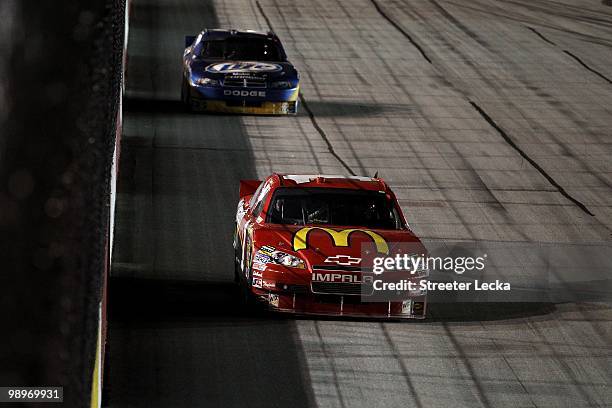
[181,29,300,115]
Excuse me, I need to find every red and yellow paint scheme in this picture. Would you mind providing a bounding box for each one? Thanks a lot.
[234,174,427,319]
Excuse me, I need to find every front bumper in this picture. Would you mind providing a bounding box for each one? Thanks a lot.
[251,288,427,319]
[188,84,299,115]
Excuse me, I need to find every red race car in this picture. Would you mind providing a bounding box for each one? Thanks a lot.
[234,174,428,319]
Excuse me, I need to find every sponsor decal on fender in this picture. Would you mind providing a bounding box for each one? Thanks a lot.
[252,263,266,273]
[293,227,389,254]
[206,62,283,73]
[254,252,272,264]
[262,280,276,289]
[259,245,276,256]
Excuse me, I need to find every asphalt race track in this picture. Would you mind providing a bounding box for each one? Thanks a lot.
[107,0,612,407]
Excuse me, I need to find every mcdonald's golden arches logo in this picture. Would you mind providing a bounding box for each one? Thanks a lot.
[293,227,389,254]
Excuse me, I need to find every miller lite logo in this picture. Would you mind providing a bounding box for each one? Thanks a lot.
[206,62,282,73]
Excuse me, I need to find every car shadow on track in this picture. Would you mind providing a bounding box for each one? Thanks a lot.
[426,302,555,322]
[109,276,255,321]
[104,277,556,408]
[122,95,415,118]
[105,276,315,408]
[303,100,416,117]
[123,96,187,114]
[108,275,555,325]
[284,302,556,325]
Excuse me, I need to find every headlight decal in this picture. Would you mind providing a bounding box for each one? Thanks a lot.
[192,77,220,87]
[269,80,292,89]
[255,246,305,269]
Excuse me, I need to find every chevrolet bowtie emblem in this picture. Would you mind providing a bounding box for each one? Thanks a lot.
[324,255,361,266]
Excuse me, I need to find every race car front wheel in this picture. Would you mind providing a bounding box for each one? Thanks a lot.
[240,278,257,310]
[180,77,192,111]
[239,237,259,311]
[233,244,241,284]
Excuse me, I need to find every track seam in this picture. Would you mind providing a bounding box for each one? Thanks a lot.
[380,324,425,408]
[369,0,433,64]
[261,0,598,216]
[442,323,494,408]
[525,26,557,46]
[562,50,612,85]
[480,323,539,408]
[370,1,596,216]
[298,95,357,176]
[255,0,357,176]
[527,26,612,85]
[469,101,595,216]
[314,322,347,408]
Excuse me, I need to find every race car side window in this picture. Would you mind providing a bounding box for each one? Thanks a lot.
[392,206,405,229]
[201,40,225,58]
[252,188,271,219]
[248,182,265,209]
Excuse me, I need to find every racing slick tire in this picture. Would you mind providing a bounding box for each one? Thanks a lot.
[240,278,257,311]
[233,247,241,284]
[232,226,243,284]
[237,236,260,312]
[180,77,192,111]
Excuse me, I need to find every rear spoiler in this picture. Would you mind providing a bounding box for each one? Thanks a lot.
[239,180,262,199]
[185,35,196,48]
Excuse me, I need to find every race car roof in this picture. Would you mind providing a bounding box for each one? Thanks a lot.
[202,29,277,40]
[276,174,388,191]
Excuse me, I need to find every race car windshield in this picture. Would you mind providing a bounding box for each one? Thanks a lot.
[200,38,283,61]
[267,188,402,230]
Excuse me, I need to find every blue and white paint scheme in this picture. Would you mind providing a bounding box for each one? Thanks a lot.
[181,29,300,115]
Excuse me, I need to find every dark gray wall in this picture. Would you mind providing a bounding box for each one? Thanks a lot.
[0,1,124,406]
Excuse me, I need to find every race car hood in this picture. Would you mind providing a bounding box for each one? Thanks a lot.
[253,224,425,269]
[189,59,298,81]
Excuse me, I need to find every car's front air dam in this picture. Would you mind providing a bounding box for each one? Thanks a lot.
[191,99,297,115]
[189,85,299,114]
[254,290,427,319]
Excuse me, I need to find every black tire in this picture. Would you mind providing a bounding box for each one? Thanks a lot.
[243,235,253,283]
[240,277,257,310]
[238,263,258,312]
[233,247,241,284]
[239,238,259,312]
[180,77,192,111]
